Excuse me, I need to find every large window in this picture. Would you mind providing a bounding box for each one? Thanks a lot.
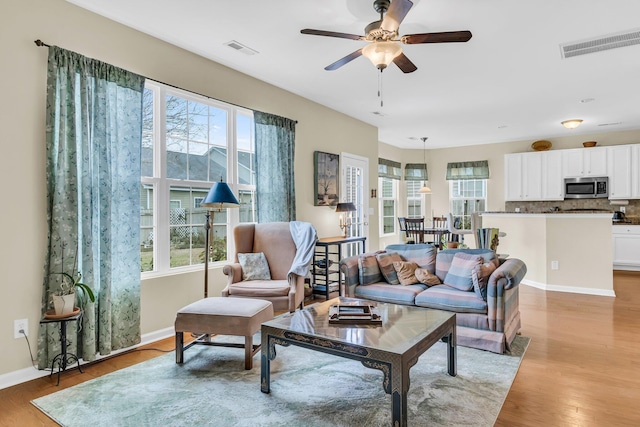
[141,82,255,275]
[379,177,397,235]
[449,179,486,230]
[406,181,424,218]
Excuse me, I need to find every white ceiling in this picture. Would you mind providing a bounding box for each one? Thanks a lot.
[67,0,640,149]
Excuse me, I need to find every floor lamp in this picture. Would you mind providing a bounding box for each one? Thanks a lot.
[200,180,239,298]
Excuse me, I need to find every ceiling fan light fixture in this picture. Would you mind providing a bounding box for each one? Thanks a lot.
[362,41,402,70]
[561,119,583,129]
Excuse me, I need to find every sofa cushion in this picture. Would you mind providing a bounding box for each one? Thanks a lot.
[385,244,436,272]
[376,252,403,285]
[472,261,498,300]
[354,283,427,305]
[358,254,383,285]
[435,249,499,282]
[415,268,442,286]
[238,252,271,281]
[443,253,483,291]
[415,285,488,314]
[393,261,420,285]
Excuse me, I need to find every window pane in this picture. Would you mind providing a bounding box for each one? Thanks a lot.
[238,189,256,223]
[210,106,228,147]
[188,101,209,143]
[142,88,154,177]
[169,186,210,267]
[140,184,154,272]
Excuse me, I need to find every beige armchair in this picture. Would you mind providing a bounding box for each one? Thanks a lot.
[222,222,317,313]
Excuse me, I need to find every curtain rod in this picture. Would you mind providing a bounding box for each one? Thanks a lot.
[33,39,298,124]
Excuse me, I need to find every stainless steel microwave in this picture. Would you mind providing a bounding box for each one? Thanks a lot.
[564,177,608,199]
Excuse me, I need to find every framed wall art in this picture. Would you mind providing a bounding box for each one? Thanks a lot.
[314,151,339,206]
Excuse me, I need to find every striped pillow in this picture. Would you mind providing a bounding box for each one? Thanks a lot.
[358,255,383,285]
[443,252,483,291]
[376,252,403,285]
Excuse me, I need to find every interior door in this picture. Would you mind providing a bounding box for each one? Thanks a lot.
[341,153,369,257]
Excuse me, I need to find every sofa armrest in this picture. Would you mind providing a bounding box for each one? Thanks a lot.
[486,258,526,332]
[339,255,362,297]
[489,258,527,291]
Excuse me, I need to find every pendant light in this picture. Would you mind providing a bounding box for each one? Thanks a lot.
[418,137,432,194]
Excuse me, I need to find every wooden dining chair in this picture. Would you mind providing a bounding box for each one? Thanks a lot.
[404,217,424,244]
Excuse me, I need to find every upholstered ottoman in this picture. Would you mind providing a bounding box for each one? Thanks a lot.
[175,297,274,369]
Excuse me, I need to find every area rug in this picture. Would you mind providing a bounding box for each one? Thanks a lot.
[32,335,529,426]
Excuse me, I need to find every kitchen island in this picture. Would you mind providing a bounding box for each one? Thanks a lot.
[481,212,614,297]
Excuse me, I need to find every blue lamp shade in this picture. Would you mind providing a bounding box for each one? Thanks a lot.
[201,181,240,209]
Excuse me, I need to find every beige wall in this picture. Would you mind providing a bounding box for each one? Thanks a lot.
[0,0,378,380]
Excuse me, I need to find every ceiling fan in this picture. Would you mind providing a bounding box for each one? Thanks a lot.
[301,0,472,73]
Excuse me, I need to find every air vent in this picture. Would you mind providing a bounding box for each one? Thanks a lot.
[597,122,622,127]
[224,40,259,55]
[560,29,640,58]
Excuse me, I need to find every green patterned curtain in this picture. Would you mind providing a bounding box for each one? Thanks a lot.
[446,160,490,180]
[254,111,296,222]
[38,46,145,369]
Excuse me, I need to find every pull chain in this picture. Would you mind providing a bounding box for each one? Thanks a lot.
[378,69,384,108]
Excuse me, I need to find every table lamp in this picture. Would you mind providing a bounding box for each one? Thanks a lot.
[201,179,240,298]
[336,202,357,237]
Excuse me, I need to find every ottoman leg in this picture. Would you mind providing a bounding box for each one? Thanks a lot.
[176,332,184,364]
[245,335,253,370]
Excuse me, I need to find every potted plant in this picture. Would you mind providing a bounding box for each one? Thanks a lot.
[48,238,96,316]
[50,271,95,316]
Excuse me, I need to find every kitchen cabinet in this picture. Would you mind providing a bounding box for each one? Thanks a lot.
[633,145,640,199]
[505,151,561,201]
[608,145,632,199]
[562,147,607,178]
[542,150,563,200]
[612,225,640,271]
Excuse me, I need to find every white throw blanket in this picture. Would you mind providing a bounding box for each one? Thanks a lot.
[288,221,318,278]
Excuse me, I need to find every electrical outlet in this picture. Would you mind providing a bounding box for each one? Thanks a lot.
[551,261,559,270]
[620,206,626,213]
[14,319,28,339]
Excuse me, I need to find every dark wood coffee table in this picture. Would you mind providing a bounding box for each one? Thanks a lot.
[260,297,456,427]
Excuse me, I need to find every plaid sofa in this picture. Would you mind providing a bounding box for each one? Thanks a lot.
[339,244,527,354]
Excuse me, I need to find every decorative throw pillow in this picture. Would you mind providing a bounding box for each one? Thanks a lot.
[358,255,383,285]
[443,252,483,291]
[393,261,420,286]
[238,253,271,281]
[415,268,442,286]
[472,261,498,300]
[376,252,404,285]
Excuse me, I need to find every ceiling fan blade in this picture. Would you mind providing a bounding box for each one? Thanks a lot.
[402,31,472,44]
[324,49,364,71]
[301,29,363,40]
[381,0,414,33]
[393,53,417,73]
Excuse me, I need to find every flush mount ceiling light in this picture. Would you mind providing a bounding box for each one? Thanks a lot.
[561,119,583,129]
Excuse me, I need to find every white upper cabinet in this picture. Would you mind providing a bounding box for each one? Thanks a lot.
[562,147,608,177]
[506,153,540,201]
[633,145,640,199]
[542,150,563,200]
[608,145,632,199]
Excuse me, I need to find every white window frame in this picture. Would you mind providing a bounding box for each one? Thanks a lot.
[378,177,398,236]
[142,81,255,278]
[449,179,487,230]
[406,180,424,218]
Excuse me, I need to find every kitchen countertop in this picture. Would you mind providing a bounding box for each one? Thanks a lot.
[482,211,640,225]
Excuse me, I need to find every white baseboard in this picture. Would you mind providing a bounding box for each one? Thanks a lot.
[0,327,175,391]
[614,264,640,272]
[521,279,616,297]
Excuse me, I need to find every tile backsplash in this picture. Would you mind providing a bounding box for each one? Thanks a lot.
[505,199,640,217]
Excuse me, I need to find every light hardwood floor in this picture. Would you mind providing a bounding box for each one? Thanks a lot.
[1,272,639,426]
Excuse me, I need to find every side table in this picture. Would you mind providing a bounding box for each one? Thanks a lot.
[312,235,366,300]
[40,312,83,385]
